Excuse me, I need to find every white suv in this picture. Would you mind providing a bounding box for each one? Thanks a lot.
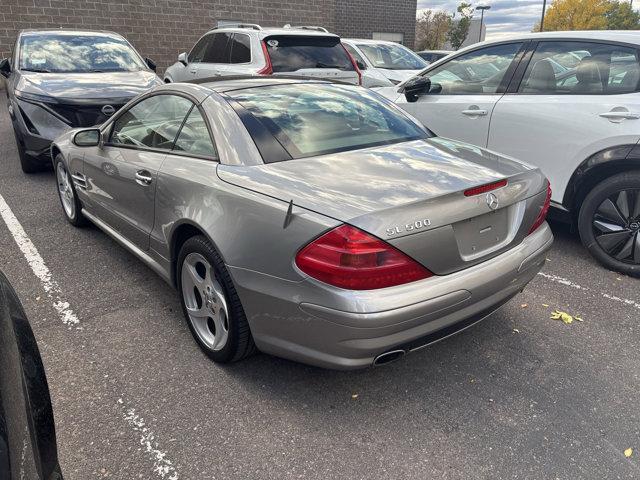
[163,24,360,85]
[381,31,640,276]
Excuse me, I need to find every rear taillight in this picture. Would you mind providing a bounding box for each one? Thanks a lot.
[528,182,552,234]
[257,41,273,75]
[464,179,508,197]
[295,224,432,290]
[341,44,362,86]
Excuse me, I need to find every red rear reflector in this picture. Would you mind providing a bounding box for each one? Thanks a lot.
[464,179,508,197]
[528,181,552,234]
[295,224,432,290]
[257,41,273,75]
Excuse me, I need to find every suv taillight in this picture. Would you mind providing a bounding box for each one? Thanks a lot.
[257,41,273,75]
[528,182,551,234]
[341,44,362,86]
[295,224,432,290]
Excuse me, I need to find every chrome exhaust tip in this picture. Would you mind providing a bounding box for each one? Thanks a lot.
[372,349,406,366]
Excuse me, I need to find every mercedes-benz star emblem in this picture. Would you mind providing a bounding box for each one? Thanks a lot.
[101,105,116,116]
[486,192,499,211]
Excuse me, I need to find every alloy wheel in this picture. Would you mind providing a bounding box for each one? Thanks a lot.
[592,189,640,264]
[56,162,75,219]
[181,252,229,351]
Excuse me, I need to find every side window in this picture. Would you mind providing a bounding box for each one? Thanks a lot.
[229,33,251,63]
[425,42,522,94]
[173,108,217,158]
[203,32,231,63]
[344,44,367,69]
[110,95,193,150]
[189,35,211,64]
[519,41,640,95]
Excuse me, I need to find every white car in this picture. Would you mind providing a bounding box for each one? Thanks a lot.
[380,31,640,275]
[163,24,360,85]
[342,38,427,87]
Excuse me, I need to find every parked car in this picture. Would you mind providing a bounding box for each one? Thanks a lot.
[163,24,360,85]
[342,38,427,87]
[381,31,640,276]
[0,29,162,173]
[416,50,453,64]
[0,269,63,479]
[50,77,552,369]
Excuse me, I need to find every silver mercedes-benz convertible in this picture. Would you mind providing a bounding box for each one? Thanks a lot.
[50,78,553,369]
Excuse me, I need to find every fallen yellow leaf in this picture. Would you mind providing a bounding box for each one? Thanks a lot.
[542,304,549,307]
[550,310,581,325]
[625,448,633,458]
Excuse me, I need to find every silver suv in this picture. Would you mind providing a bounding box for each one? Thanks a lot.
[163,24,360,85]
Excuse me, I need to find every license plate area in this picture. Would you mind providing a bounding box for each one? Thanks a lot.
[453,208,510,259]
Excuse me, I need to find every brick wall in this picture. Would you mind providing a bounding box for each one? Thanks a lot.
[0,0,416,73]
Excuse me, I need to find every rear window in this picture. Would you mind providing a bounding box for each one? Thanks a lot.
[227,83,429,160]
[264,35,354,73]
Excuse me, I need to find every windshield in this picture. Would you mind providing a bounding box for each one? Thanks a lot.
[228,83,429,161]
[357,43,426,70]
[265,35,354,73]
[19,34,147,73]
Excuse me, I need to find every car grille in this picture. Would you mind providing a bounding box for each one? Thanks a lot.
[47,103,125,128]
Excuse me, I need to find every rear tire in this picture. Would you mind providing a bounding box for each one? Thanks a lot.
[177,235,256,363]
[54,154,86,227]
[13,128,41,174]
[578,171,640,277]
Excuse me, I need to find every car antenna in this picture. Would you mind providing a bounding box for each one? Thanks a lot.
[283,200,294,229]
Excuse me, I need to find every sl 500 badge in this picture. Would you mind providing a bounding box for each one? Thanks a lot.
[386,219,431,236]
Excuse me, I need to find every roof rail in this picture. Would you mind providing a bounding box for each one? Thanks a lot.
[214,23,262,30]
[283,24,329,33]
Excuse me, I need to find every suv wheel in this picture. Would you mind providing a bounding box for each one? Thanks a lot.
[177,235,256,363]
[54,154,86,227]
[12,128,41,174]
[578,171,640,276]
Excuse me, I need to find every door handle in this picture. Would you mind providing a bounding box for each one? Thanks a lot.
[462,109,488,116]
[599,111,640,120]
[135,170,153,186]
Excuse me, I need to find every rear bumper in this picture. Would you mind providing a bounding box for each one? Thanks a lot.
[231,222,553,369]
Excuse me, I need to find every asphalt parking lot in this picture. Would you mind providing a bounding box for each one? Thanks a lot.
[0,99,639,480]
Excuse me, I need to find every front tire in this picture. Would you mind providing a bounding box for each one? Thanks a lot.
[177,235,256,363]
[54,154,86,227]
[578,171,640,276]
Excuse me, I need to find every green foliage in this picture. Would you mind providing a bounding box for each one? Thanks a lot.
[447,2,474,50]
[605,0,640,29]
[536,0,640,31]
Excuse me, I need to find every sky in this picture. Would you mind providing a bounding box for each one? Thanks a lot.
[417,0,548,40]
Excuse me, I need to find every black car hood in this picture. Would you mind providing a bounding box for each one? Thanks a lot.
[16,70,161,102]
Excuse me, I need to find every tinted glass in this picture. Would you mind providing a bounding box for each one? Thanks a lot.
[230,33,251,63]
[265,36,354,72]
[229,84,429,159]
[189,35,212,63]
[174,108,217,158]
[520,41,640,95]
[357,43,426,70]
[111,95,193,149]
[19,33,147,73]
[203,32,231,63]
[426,43,522,94]
[344,43,367,69]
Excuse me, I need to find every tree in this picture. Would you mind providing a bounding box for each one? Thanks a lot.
[447,2,474,50]
[538,0,609,31]
[605,0,640,29]
[415,10,451,50]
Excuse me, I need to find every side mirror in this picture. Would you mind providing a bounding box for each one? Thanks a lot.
[73,129,101,147]
[402,76,431,102]
[145,57,157,72]
[178,52,188,66]
[0,58,11,78]
[356,60,366,70]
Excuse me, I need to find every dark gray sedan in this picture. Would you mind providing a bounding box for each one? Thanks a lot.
[50,78,553,369]
[0,29,161,173]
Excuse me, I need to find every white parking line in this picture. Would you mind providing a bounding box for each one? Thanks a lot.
[538,271,640,311]
[0,192,179,478]
[119,398,179,480]
[0,193,80,327]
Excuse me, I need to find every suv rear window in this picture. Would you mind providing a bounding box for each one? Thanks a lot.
[264,35,354,73]
[227,83,429,161]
